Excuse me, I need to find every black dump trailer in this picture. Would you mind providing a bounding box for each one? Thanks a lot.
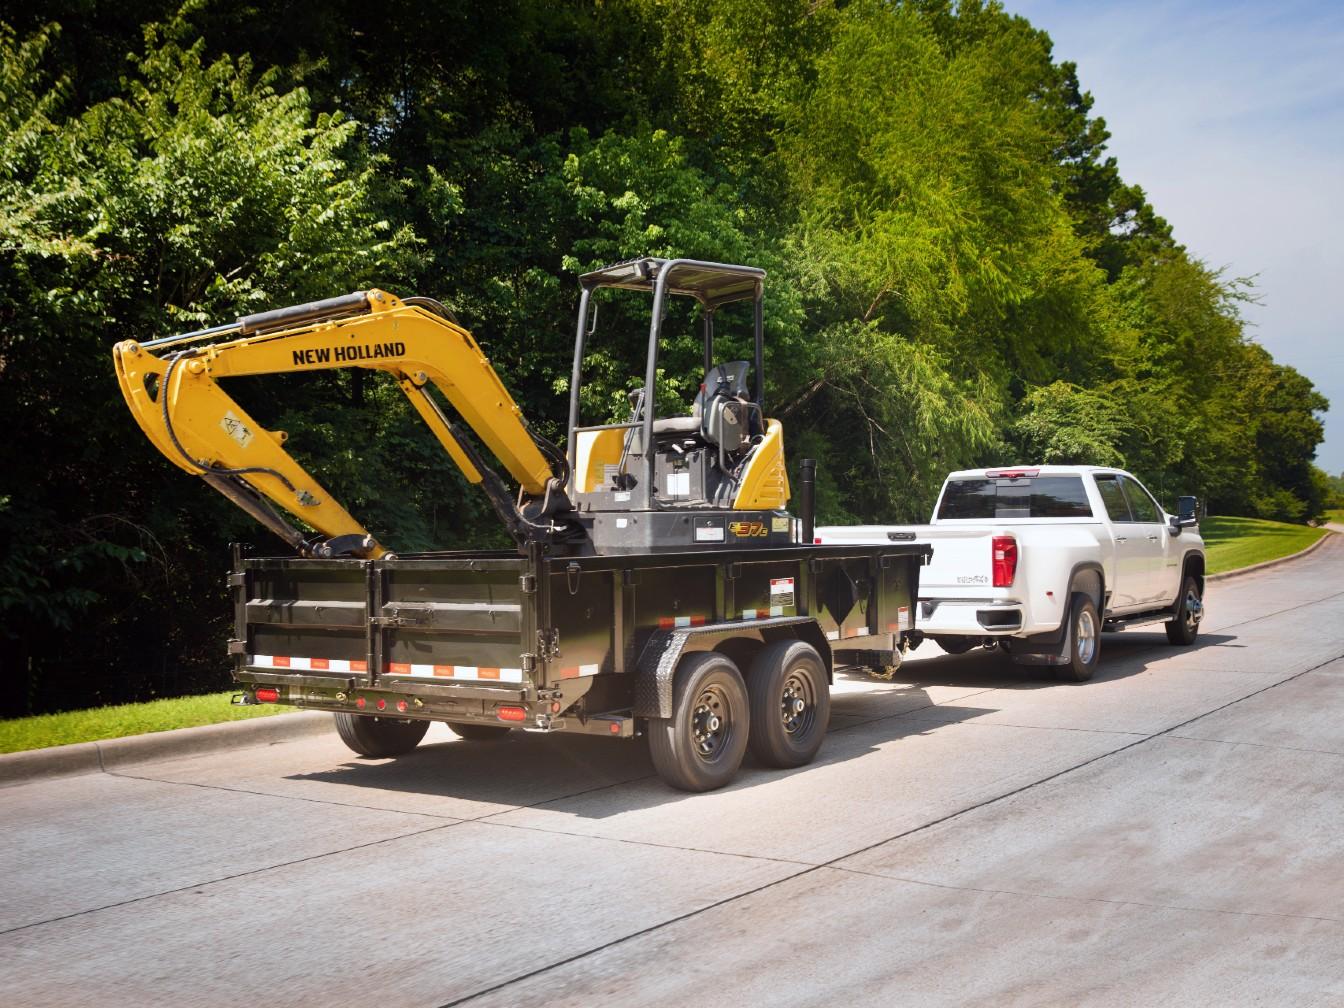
[232,538,929,791]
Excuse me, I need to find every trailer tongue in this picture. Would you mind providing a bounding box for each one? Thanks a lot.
[117,258,929,791]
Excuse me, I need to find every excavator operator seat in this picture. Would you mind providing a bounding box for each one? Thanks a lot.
[649,360,754,444]
[696,360,754,452]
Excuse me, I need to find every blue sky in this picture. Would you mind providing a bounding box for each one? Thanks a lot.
[1006,0,1344,474]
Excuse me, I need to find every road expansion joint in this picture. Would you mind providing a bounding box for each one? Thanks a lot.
[475,817,818,869]
[0,821,458,939]
[1165,734,1344,759]
[104,768,465,821]
[826,866,1344,926]
[436,647,1344,1006]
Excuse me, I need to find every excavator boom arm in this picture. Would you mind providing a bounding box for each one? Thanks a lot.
[113,289,560,557]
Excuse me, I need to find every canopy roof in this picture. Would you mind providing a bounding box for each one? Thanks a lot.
[580,257,764,308]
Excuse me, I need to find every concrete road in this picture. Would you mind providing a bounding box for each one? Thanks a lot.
[4,537,1343,1007]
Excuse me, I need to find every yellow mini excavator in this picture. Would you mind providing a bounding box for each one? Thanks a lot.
[113,258,793,558]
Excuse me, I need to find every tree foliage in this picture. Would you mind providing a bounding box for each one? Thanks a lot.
[0,0,1328,714]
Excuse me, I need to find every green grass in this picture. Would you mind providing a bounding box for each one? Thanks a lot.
[0,691,292,755]
[1325,509,1344,527]
[1201,515,1331,576]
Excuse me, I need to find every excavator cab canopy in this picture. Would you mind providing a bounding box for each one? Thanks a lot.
[565,258,773,514]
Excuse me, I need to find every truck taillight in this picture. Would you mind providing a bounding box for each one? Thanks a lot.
[992,535,1017,587]
[254,687,279,703]
[497,706,527,722]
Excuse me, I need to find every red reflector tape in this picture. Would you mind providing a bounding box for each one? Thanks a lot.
[272,656,290,668]
[657,615,707,630]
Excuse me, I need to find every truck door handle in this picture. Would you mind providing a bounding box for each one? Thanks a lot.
[1115,536,1128,543]
[1147,535,1160,541]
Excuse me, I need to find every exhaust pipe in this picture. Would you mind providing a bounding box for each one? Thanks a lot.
[800,458,816,545]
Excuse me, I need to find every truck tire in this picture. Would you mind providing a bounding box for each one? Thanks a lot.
[449,722,512,741]
[934,635,977,655]
[648,652,750,792]
[745,640,831,768]
[334,712,429,758]
[1056,593,1101,682]
[1164,575,1203,645]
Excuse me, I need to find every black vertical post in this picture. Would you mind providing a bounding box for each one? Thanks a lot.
[800,458,816,545]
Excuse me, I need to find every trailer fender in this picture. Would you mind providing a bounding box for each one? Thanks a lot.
[633,616,831,719]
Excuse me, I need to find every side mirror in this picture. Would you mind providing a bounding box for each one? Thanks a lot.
[1176,495,1199,527]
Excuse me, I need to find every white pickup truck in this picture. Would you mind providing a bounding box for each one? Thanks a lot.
[817,466,1205,680]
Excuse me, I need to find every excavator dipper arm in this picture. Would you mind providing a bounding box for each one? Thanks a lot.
[112,289,563,557]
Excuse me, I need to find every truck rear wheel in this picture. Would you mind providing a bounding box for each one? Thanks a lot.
[1164,575,1203,645]
[649,652,750,792]
[334,712,429,758]
[449,722,513,741]
[746,640,830,768]
[1056,593,1100,682]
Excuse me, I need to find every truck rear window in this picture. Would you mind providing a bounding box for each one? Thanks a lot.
[937,476,1094,520]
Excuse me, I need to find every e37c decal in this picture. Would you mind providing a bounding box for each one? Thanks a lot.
[729,521,769,538]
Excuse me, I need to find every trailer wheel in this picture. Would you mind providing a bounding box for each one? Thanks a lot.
[334,713,429,758]
[746,640,830,768]
[648,652,750,792]
[1164,575,1203,645]
[449,722,513,741]
[1056,593,1100,683]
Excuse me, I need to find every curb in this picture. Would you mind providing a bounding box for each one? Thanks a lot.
[1207,527,1336,582]
[0,709,334,788]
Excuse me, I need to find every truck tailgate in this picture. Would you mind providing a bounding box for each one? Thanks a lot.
[233,553,534,702]
[815,525,1000,599]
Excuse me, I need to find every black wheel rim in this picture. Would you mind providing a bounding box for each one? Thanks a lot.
[691,683,734,762]
[780,669,816,737]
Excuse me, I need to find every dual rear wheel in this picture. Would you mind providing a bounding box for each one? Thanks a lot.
[647,641,830,792]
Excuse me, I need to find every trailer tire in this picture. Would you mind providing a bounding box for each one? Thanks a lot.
[1056,593,1100,683]
[746,640,830,768]
[1164,575,1203,645]
[648,652,750,792]
[449,722,512,741]
[334,713,429,758]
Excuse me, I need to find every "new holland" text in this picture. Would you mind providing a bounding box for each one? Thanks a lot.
[292,341,407,366]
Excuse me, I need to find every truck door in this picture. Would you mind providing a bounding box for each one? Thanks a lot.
[1114,475,1169,605]
[1093,473,1149,611]
[1119,475,1181,604]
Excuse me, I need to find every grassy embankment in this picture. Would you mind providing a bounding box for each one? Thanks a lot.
[0,691,289,755]
[1201,515,1331,576]
[1325,508,1344,526]
[2,514,1335,755]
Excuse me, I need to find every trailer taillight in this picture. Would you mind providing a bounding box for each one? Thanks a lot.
[254,687,279,703]
[992,535,1018,587]
[497,705,527,722]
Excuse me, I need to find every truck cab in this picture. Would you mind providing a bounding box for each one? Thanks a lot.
[817,466,1206,681]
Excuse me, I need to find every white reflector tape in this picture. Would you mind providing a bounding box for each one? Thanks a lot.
[249,655,367,673]
[825,630,840,641]
[386,662,523,683]
[559,663,600,679]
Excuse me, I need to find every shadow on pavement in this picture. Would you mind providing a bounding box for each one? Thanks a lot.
[896,631,1239,689]
[285,685,997,816]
